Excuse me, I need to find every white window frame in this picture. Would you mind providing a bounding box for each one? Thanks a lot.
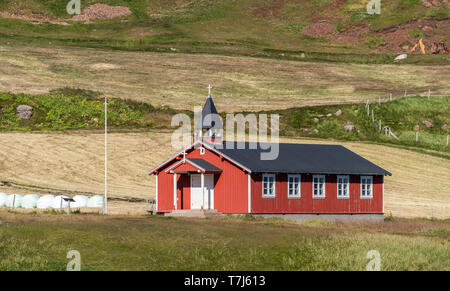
[200,147,205,155]
[287,174,301,198]
[360,176,373,199]
[262,174,276,198]
[337,175,350,199]
[313,175,326,198]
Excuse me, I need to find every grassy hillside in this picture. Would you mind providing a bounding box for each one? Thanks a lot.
[1,89,448,153]
[0,211,449,270]
[0,0,448,64]
[0,88,182,131]
[273,96,450,153]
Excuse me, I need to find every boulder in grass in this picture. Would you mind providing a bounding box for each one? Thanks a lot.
[335,109,342,116]
[313,117,319,123]
[16,105,34,119]
[394,54,407,62]
[441,124,448,130]
[344,125,355,132]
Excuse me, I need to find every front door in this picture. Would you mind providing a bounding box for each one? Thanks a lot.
[190,174,214,210]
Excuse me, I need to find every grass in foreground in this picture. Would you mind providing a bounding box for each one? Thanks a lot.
[0,211,448,271]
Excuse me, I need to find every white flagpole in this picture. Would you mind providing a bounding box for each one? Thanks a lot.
[104,96,108,215]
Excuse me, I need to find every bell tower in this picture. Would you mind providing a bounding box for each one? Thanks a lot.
[194,85,223,145]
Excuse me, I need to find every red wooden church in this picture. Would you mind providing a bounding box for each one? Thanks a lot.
[149,90,391,221]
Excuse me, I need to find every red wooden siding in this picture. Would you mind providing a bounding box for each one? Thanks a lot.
[155,146,249,213]
[250,173,383,214]
[154,145,384,214]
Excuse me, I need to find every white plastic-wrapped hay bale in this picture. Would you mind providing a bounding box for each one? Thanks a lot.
[37,194,55,209]
[22,194,40,209]
[51,195,70,209]
[87,195,104,208]
[0,192,8,207]
[6,194,23,208]
[71,195,89,208]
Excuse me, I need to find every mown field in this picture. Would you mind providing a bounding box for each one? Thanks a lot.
[0,44,449,112]
[1,131,449,219]
[0,211,448,270]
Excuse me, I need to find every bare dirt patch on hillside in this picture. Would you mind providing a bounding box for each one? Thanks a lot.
[72,4,132,22]
[301,22,336,38]
[0,4,132,25]
[0,12,69,25]
[308,18,450,53]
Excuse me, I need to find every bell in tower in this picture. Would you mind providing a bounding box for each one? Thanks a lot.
[194,85,223,145]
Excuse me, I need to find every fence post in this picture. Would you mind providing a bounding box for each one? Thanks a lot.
[416,131,419,142]
[371,109,374,122]
[446,135,449,147]
[378,96,381,104]
[379,120,381,132]
[390,93,392,101]
[12,194,16,210]
[427,89,431,99]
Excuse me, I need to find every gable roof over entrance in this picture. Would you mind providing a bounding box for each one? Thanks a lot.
[165,158,222,173]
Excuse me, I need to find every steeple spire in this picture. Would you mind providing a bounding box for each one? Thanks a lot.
[194,85,223,145]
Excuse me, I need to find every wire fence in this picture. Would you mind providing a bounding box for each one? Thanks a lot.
[365,89,449,149]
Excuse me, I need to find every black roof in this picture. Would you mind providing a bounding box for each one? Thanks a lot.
[187,158,222,172]
[207,142,391,176]
[195,94,223,130]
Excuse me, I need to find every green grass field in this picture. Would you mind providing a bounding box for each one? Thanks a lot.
[0,211,449,271]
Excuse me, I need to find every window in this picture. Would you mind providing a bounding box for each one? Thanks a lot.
[313,175,325,198]
[361,176,373,199]
[288,175,301,198]
[200,147,205,155]
[337,175,350,199]
[262,174,276,198]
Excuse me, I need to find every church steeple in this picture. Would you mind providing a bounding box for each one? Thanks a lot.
[194,85,223,144]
